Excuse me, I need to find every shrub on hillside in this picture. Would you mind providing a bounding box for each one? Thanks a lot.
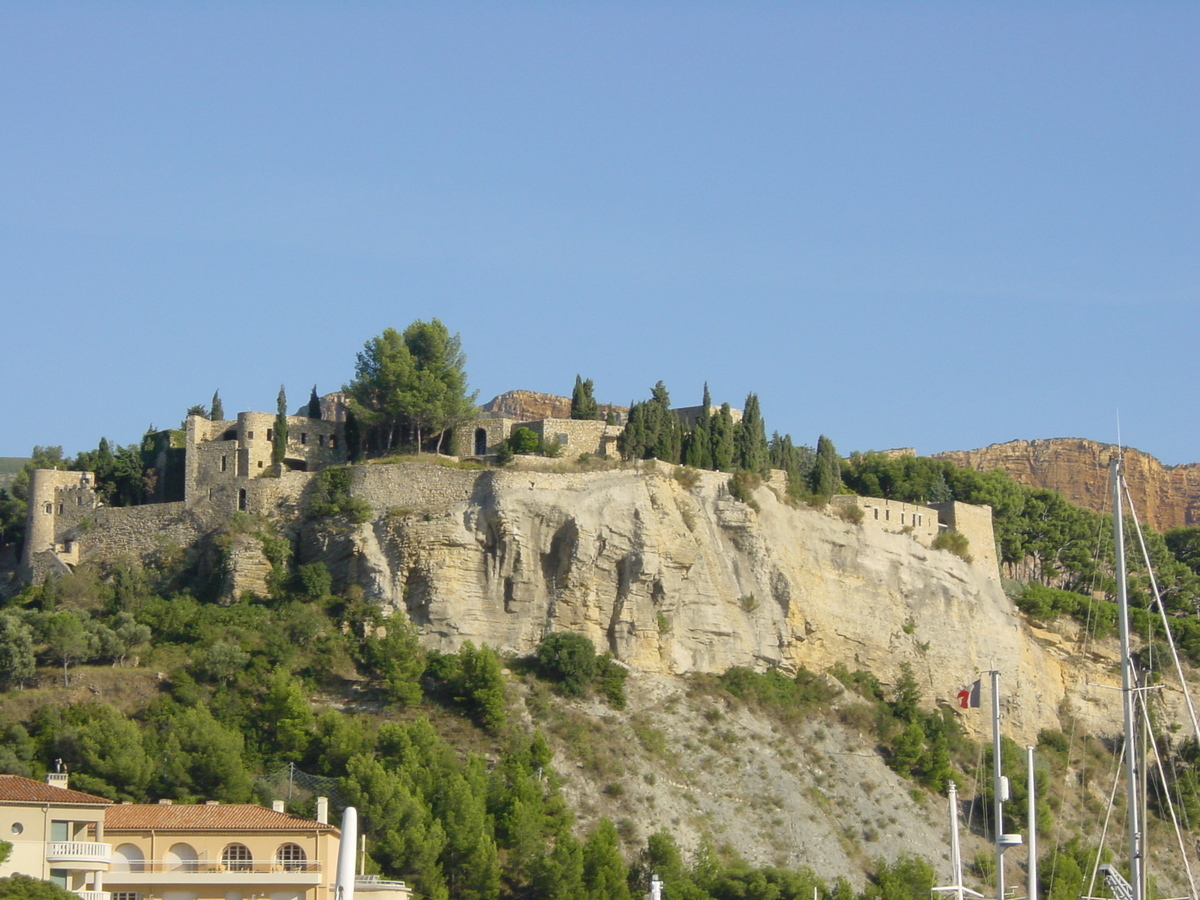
[535,632,597,697]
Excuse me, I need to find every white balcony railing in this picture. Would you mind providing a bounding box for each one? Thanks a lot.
[46,841,112,867]
[73,891,110,900]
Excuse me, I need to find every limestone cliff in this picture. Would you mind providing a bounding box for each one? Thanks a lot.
[300,461,1145,745]
[936,438,1200,531]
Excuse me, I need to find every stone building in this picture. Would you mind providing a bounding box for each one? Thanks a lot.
[20,409,347,585]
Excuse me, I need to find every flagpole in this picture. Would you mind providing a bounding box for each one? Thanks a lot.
[992,668,1005,900]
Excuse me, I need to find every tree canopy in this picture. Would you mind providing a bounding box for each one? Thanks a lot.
[345,320,477,455]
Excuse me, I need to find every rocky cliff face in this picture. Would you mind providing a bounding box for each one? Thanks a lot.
[300,461,1151,745]
[935,439,1200,531]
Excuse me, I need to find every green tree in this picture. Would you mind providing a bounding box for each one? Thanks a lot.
[809,435,842,500]
[572,375,600,420]
[43,610,93,687]
[273,386,289,467]
[684,384,714,470]
[210,390,224,420]
[258,672,316,763]
[582,818,632,900]
[535,632,598,696]
[508,427,541,455]
[0,614,36,690]
[456,642,506,732]
[346,321,476,454]
[308,385,322,418]
[0,874,78,899]
[734,392,769,475]
[711,404,735,472]
[151,703,254,802]
[363,612,426,707]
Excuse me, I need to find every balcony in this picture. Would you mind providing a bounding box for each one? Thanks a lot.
[46,841,112,868]
[106,860,322,887]
[73,891,110,900]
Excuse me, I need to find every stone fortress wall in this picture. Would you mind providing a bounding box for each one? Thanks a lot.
[21,392,1001,587]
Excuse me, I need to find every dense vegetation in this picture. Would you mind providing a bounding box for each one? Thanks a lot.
[0,539,953,900]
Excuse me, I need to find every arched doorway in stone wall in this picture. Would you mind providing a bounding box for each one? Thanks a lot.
[475,428,488,456]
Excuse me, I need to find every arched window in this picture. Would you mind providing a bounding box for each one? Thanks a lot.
[475,428,487,456]
[276,842,307,872]
[165,842,198,872]
[113,842,145,872]
[222,842,253,872]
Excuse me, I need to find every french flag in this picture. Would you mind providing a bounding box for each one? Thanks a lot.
[957,679,981,709]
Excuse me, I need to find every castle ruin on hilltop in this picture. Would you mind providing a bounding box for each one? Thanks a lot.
[20,391,999,588]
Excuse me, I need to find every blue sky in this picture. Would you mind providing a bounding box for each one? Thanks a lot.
[2,3,1197,465]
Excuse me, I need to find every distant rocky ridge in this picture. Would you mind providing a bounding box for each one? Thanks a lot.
[479,390,628,422]
[935,438,1200,531]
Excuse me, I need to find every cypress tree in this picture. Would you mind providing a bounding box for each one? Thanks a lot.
[809,434,842,499]
[684,384,713,469]
[570,375,599,420]
[272,386,289,468]
[711,404,735,472]
[734,392,769,474]
[210,390,224,421]
[344,409,363,462]
[308,386,322,419]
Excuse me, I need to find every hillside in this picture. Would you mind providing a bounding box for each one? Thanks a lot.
[6,452,1200,898]
[935,439,1200,531]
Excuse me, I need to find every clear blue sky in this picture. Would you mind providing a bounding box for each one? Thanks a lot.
[2,3,1196,465]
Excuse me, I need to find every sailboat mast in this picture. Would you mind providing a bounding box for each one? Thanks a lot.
[1112,455,1143,900]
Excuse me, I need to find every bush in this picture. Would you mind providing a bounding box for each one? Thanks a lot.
[727,471,762,511]
[594,653,628,709]
[932,529,972,562]
[535,632,597,696]
[673,466,701,489]
[508,427,540,455]
[307,467,372,524]
[838,503,865,525]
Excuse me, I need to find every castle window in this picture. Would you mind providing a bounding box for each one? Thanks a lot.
[220,456,228,472]
[266,428,273,442]
[300,432,307,445]
[44,503,53,515]
[257,461,264,468]
[330,435,337,449]
[885,509,890,521]
[238,489,247,512]
[58,504,64,515]
[318,434,325,447]
[900,513,906,525]
[247,431,255,440]
[873,508,879,520]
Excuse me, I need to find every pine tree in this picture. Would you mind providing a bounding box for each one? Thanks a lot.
[210,391,224,421]
[684,383,714,469]
[307,386,322,419]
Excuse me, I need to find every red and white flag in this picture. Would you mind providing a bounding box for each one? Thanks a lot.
[957,679,981,709]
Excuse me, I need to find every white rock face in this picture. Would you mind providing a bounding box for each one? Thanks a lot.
[318,463,1133,744]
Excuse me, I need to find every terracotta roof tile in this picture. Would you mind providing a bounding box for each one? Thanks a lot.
[0,774,112,806]
[105,803,339,833]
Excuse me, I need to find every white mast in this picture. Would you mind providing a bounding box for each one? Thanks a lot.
[1112,455,1144,900]
[933,781,984,900]
[1027,746,1037,900]
[335,806,358,900]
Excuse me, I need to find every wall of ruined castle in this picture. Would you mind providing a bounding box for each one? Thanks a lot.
[930,500,1000,581]
[527,418,622,457]
[454,417,623,459]
[829,495,941,546]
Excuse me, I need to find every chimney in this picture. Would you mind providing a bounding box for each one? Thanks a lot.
[158,799,173,805]
[45,773,69,790]
[316,796,329,825]
[273,800,285,813]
